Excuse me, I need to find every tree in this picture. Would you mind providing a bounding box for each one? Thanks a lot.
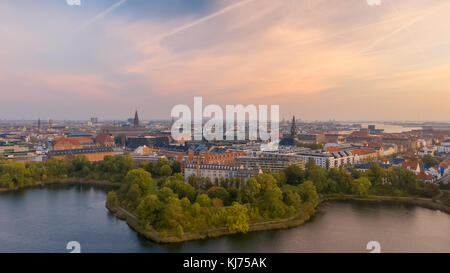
[305,158,316,173]
[207,186,230,205]
[106,191,119,206]
[351,177,371,196]
[282,189,302,207]
[164,176,197,202]
[160,165,172,177]
[422,155,438,167]
[137,194,163,229]
[307,166,328,193]
[367,164,385,186]
[121,169,157,209]
[195,194,212,207]
[0,173,14,189]
[224,202,249,233]
[171,160,182,174]
[386,167,419,194]
[256,174,286,218]
[72,155,91,177]
[240,177,261,204]
[327,168,352,194]
[282,165,305,185]
[298,181,318,206]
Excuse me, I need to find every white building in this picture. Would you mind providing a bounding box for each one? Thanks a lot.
[418,145,436,156]
[184,164,257,183]
[296,150,354,169]
[437,139,450,154]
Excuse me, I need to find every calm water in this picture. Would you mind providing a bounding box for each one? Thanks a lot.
[0,184,449,253]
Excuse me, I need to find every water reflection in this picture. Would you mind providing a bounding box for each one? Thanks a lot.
[0,184,449,253]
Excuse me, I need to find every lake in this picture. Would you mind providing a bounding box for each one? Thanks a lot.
[0,184,449,253]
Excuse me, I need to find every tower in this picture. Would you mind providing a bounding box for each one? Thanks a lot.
[37,118,41,133]
[290,116,298,139]
[134,110,139,128]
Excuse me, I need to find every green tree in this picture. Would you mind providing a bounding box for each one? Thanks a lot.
[282,165,306,185]
[422,155,438,167]
[171,160,182,174]
[207,186,230,205]
[224,202,249,233]
[240,177,261,204]
[367,164,385,186]
[256,174,286,218]
[307,166,328,193]
[386,167,419,194]
[0,173,14,189]
[282,189,302,207]
[137,194,163,229]
[195,194,212,207]
[327,168,352,193]
[298,181,318,206]
[351,177,371,196]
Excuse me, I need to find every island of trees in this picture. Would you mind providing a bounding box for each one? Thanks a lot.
[1,155,449,242]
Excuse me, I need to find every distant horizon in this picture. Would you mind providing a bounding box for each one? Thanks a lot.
[1,118,450,125]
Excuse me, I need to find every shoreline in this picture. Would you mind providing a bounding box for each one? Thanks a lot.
[106,193,450,244]
[0,179,121,193]
[321,194,450,214]
[105,201,316,244]
[3,183,448,244]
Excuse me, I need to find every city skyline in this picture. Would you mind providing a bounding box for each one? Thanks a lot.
[1,0,450,121]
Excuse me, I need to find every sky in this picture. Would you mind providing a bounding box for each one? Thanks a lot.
[1,0,450,122]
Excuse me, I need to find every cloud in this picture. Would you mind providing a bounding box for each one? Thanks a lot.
[1,0,450,121]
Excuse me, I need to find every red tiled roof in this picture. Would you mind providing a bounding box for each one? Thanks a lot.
[351,148,376,156]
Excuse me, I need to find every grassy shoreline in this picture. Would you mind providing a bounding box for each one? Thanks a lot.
[106,193,450,244]
[0,179,121,193]
[3,181,448,244]
[105,201,316,244]
[321,194,450,214]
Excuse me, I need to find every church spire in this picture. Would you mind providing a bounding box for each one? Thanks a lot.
[134,109,139,127]
[290,116,298,139]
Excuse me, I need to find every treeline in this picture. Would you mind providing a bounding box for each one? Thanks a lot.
[108,168,319,237]
[278,160,441,198]
[0,155,178,189]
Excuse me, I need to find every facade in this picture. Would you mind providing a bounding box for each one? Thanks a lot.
[418,145,436,156]
[351,148,378,163]
[297,150,354,169]
[184,164,257,182]
[53,137,83,151]
[236,152,305,173]
[48,147,115,162]
[437,139,450,154]
[95,133,115,147]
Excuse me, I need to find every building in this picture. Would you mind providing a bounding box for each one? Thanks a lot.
[184,164,257,183]
[291,116,298,139]
[437,139,450,154]
[297,150,354,169]
[53,137,82,151]
[418,145,436,156]
[47,147,115,162]
[134,110,140,128]
[126,136,170,149]
[95,133,115,147]
[353,162,391,172]
[351,147,378,163]
[236,152,305,173]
